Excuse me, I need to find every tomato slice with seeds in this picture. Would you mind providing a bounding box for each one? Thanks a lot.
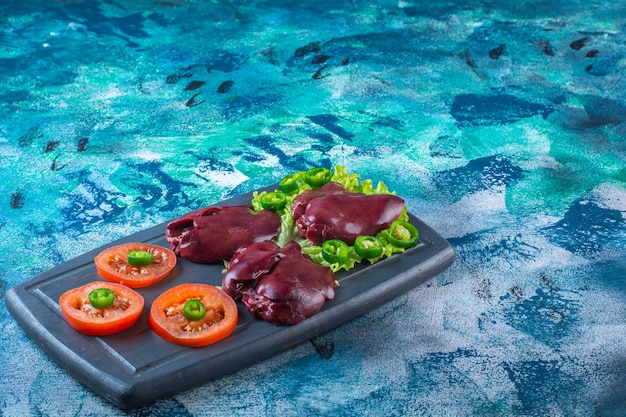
[59,281,144,336]
[94,242,177,288]
[149,283,238,348]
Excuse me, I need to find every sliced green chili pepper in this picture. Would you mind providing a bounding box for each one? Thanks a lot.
[88,288,116,309]
[127,250,153,266]
[354,235,384,259]
[279,172,305,194]
[260,191,287,211]
[304,167,333,189]
[321,239,349,264]
[183,299,206,321]
[387,220,419,248]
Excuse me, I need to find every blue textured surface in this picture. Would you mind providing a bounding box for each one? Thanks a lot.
[1,0,625,416]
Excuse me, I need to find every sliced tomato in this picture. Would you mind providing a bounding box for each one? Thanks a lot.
[94,242,177,288]
[59,281,144,336]
[149,283,238,348]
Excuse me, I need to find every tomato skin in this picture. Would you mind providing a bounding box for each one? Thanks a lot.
[94,242,177,288]
[59,281,144,336]
[149,283,238,348]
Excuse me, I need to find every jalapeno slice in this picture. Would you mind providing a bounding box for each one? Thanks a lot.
[387,220,419,248]
[354,235,384,259]
[279,172,305,194]
[260,191,287,211]
[183,299,206,321]
[88,288,116,309]
[127,250,153,266]
[321,239,349,264]
[304,167,333,188]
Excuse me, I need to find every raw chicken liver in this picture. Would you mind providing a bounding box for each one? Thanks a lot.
[165,205,281,263]
[293,182,405,245]
[223,241,336,326]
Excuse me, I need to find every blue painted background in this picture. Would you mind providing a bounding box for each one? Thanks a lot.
[1,0,625,416]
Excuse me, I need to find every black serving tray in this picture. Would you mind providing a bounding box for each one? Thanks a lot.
[6,187,455,410]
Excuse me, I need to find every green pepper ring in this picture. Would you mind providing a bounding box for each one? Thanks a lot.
[88,288,116,309]
[260,191,287,211]
[183,299,206,321]
[387,220,419,248]
[304,167,333,189]
[127,250,153,267]
[279,172,306,194]
[354,235,384,259]
[321,239,350,264]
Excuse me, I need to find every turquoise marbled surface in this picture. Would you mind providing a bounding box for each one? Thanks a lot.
[1,0,625,415]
